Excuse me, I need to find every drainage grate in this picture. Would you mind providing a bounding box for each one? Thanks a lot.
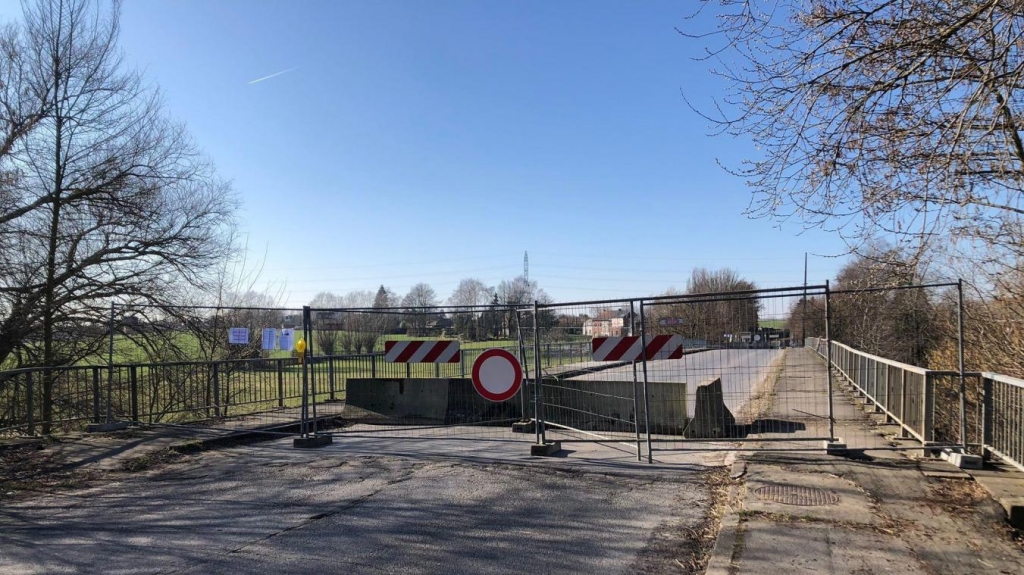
[752,485,840,506]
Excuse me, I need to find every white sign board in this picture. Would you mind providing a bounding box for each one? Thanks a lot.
[279,328,294,351]
[261,328,277,350]
[228,327,249,345]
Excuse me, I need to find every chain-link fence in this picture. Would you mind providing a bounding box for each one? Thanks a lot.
[8,280,1024,471]
[531,299,646,460]
[639,287,828,456]
[304,304,539,442]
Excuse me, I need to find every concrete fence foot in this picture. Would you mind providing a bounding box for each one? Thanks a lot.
[293,435,333,448]
[530,441,562,456]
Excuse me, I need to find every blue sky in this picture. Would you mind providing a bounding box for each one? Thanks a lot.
[2,0,847,305]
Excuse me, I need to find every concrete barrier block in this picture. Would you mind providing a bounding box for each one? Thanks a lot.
[686,378,735,439]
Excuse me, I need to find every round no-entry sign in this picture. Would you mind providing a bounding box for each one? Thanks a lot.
[471,349,523,402]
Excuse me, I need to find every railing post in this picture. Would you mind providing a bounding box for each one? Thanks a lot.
[923,372,935,442]
[277,359,284,407]
[26,371,35,436]
[982,376,993,459]
[92,367,101,424]
[900,370,909,438]
[880,364,889,414]
[130,366,139,423]
[406,362,411,378]
[212,362,221,418]
[372,353,377,378]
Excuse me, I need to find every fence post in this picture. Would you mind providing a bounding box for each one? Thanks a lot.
[328,356,336,401]
[824,280,836,440]
[300,306,311,437]
[26,371,35,436]
[371,353,377,378]
[533,300,546,446]
[956,279,968,450]
[638,300,653,463]
[277,359,284,407]
[923,372,935,443]
[434,362,440,378]
[212,362,221,418]
[92,367,101,424]
[982,376,993,459]
[630,300,642,462]
[406,362,411,378]
[130,366,139,423]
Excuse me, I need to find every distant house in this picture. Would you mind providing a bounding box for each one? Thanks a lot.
[427,317,454,330]
[582,308,637,337]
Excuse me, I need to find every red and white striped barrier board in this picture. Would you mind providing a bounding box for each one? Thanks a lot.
[591,335,683,361]
[384,340,461,363]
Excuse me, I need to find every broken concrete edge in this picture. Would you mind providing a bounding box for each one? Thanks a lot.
[85,421,130,433]
[530,441,562,456]
[293,434,333,449]
[998,497,1024,530]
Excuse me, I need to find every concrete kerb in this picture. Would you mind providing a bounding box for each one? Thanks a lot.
[706,451,746,575]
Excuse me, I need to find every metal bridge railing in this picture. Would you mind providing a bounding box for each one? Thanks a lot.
[807,337,936,444]
[982,372,1024,473]
[809,337,1024,472]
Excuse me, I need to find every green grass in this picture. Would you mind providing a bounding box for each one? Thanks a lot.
[758,319,787,329]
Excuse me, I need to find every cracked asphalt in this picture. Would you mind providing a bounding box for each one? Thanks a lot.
[0,439,711,574]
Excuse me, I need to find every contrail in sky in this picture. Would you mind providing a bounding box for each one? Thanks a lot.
[248,68,297,85]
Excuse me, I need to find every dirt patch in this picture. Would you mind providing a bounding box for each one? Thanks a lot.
[0,440,102,501]
[119,440,206,472]
[630,466,731,575]
[927,478,990,516]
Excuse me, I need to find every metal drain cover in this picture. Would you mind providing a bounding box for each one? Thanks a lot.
[752,485,840,506]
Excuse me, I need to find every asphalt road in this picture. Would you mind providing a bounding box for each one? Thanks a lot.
[571,349,784,417]
[0,439,710,574]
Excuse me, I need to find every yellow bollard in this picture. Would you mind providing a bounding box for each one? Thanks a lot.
[295,338,306,364]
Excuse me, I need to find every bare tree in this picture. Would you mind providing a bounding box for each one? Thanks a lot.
[686,1,1024,267]
[0,0,236,430]
[648,268,760,345]
[401,283,438,337]
[309,291,342,355]
[448,278,493,340]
